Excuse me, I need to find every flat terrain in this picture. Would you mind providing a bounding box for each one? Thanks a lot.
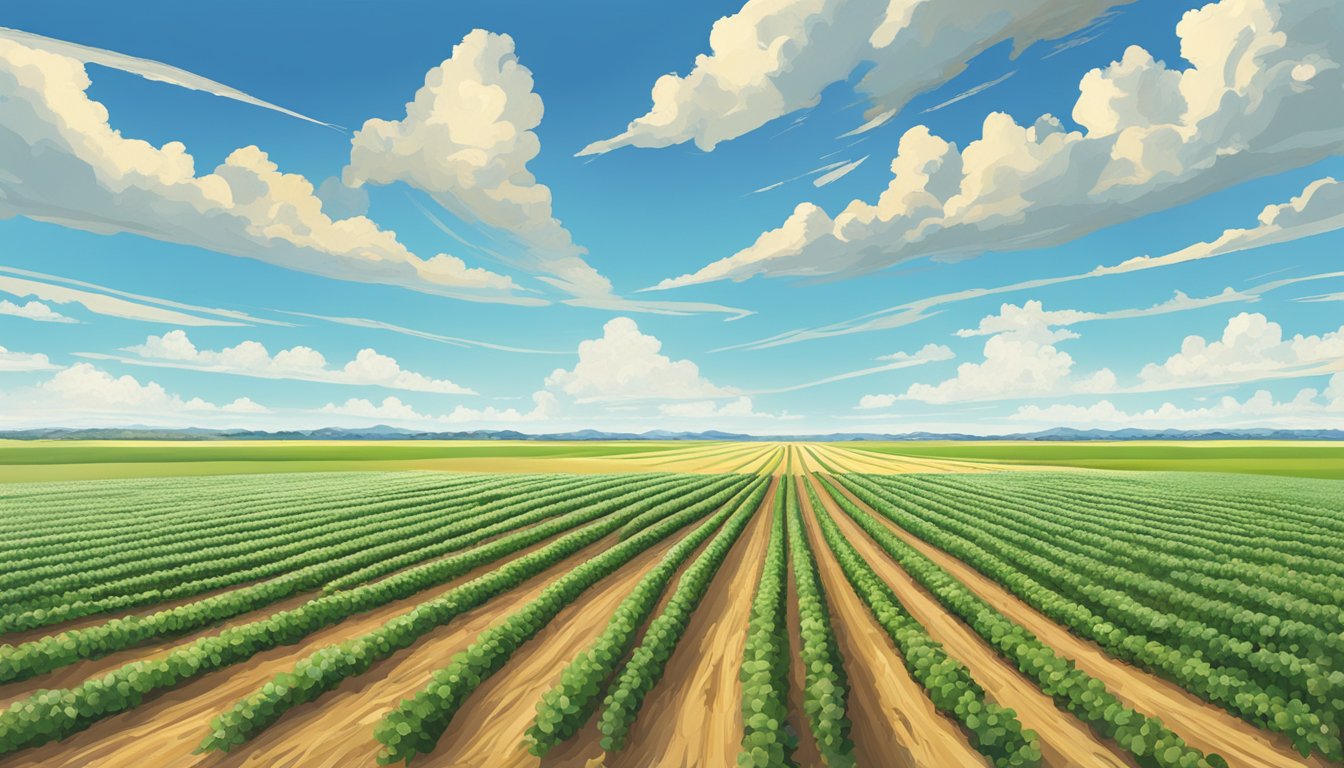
[847,440,1344,478]
[0,441,1338,767]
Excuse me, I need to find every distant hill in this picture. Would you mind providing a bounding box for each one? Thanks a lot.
[2,426,1341,442]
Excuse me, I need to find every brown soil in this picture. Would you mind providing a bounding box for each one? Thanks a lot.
[537,492,738,768]
[805,475,1137,768]
[825,476,1333,768]
[599,479,776,768]
[1,509,592,708]
[1,526,629,768]
[796,477,989,768]
[199,526,696,768]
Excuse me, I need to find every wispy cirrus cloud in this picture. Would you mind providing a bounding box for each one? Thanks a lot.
[0,268,283,327]
[919,70,1015,114]
[281,311,567,355]
[0,25,334,128]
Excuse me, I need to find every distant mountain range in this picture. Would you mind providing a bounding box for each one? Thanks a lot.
[2,426,1341,442]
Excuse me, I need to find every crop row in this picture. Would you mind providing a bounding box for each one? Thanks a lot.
[910,474,1344,585]
[803,478,1041,768]
[0,473,555,600]
[0,472,442,542]
[904,474,1344,618]
[0,473,651,635]
[853,474,1342,726]
[596,477,772,752]
[525,478,765,756]
[736,482,797,768]
[784,477,854,768]
[894,475,1343,646]
[820,476,1225,768]
[0,473,699,684]
[0,474,722,756]
[943,473,1344,571]
[839,473,1340,761]
[369,476,767,765]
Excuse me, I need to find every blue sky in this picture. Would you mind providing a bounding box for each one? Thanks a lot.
[1,0,1342,434]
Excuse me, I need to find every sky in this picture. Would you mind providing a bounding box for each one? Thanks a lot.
[1,0,1342,435]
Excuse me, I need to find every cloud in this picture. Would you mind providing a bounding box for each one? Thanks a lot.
[813,156,867,187]
[953,289,1248,337]
[883,301,1117,404]
[579,0,1127,154]
[856,393,898,410]
[320,396,424,422]
[864,306,1344,408]
[544,317,736,402]
[658,396,795,420]
[1099,177,1344,276]
[342,30,605,298]
[0,25,333,127]
[281,312,566,355]
[337,29,746,319]
[0,37,529,305]
[919,70,1016,114]
[751,160,852,195]
[1299,292,1344,303]
[329,317,775,430]
[321,390,559,425]
[314,177,370,219]
[1011,376,1344,429]
[719,175,1344,352]
[0,299,75,323]
[0,362,268,428]
[0,345,58,372]
[652,0,1344,289]
[560,295,753,320]
[88,329,475,394]
[752,342,952,395]
[1138,312,1344,390]
[0,266,286,327]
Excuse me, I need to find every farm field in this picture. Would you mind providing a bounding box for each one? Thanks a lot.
[846,440,1344,479]
[0,443,1339,767]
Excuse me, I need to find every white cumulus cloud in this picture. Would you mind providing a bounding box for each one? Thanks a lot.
[892,301,1117,404]
[653,0,1344,289]
[0,362,268,428]
[320,391,559,426]
[0,37,528,304]
[1012,377,1344,429]
[544,317,737,402]
[0,345,58,372]
[90,330,476,395]
[0,299,75,323]
[344,30,606,298]
[1139,312,1344,390]
[658,396,794,420]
